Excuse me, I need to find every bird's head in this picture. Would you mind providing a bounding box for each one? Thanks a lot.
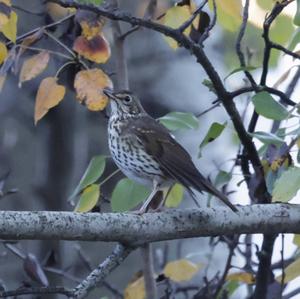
[103,89,145,117]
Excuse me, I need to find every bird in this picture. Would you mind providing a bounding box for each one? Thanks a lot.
[103,89,238,213]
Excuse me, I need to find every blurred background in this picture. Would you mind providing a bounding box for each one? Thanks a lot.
[0,0,299,298]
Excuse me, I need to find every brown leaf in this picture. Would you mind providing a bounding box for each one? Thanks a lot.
[19,51,50,86]
[35,77,65,124]
[74,68,112,111]
[73,34,110,63]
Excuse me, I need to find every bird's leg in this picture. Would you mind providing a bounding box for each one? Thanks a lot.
[137,181,160,214]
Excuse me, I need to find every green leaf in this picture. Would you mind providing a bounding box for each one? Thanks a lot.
[70,155,106,198]
[165,184,184,208]
[249,131,285,146]
[77,0,104,5]
[202,79,216,94]
[208,0,242,32]
[159,112,199,131]
[294,0,300,26]
[74,184,100,212]
[288,29,300,51]
[272,167,300,202]
[224,66,258,81]
[199,122,226,154]
[215,170,232,188]
[252,92,289,120]
[293,234,300,247]
[111,178,150,212]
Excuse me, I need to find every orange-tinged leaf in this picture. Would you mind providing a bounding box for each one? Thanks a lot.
[80,20,102,39]
[19,51,50,86]
[226,272,255,284]
[163,6,191,49]
[73,33,110,63]
[74,68,112,111]
[0,42,7,64]
[124,276,145,299]
[35,77,65,124]
[1,10,17,43]
[163,259,203,282]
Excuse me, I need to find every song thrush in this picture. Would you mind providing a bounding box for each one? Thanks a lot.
[104,89,237,213]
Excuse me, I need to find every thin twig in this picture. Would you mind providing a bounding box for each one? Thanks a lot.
[280,234,285,298]
[0,287,73,298]
[178,0,207,32]
[235,0,257,87]
[44,30,77,58]
[199,0,216,44]
[6,13,75,47]
[230,86,296,106]
[12,5,44,16]
[141,243,158,299]
[195,102,220,118]
[72,243,132,299]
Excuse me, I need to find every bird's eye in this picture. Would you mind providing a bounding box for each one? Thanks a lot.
[124,95,132,103]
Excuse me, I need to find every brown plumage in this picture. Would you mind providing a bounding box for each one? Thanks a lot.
[104,89,237,213]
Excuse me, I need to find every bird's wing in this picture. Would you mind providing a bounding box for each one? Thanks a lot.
[123,116,204,188]
[123,115,237,212]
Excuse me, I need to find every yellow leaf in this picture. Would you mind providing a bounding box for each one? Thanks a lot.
[75,184,100,212]
[1,10,17,43]
[163,6,192,49]
[208,0,242,32]
[0,42,7,64]
[80,20,103,39]
[46,3,75,21]
[74,68,113,111]
[19,51,50,86]
[0,0,11,6]
[165,183,184,208]
[163,259,203,282]
[0,75,6,92]
[124,276,145,299]
[276,258,300,283]
[0,1,11,28]
[226,272,255,284]
[297,138,300,149]
[35,77,65,124]
[293,234,300,247]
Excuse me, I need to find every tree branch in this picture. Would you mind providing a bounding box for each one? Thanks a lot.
[0,205,299,243]
[0,287,73,298]
[72,243,132,299]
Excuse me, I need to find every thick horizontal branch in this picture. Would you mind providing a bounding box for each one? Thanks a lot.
[0,204,299,244]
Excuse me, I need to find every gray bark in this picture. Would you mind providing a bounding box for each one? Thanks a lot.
[0,204,298,244]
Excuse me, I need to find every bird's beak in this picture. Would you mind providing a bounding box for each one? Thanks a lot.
[103,88,117,100]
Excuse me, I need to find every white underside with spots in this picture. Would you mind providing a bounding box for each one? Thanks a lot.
[108,115,167,188]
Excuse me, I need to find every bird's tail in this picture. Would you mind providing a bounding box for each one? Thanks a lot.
[191,173,238,212]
